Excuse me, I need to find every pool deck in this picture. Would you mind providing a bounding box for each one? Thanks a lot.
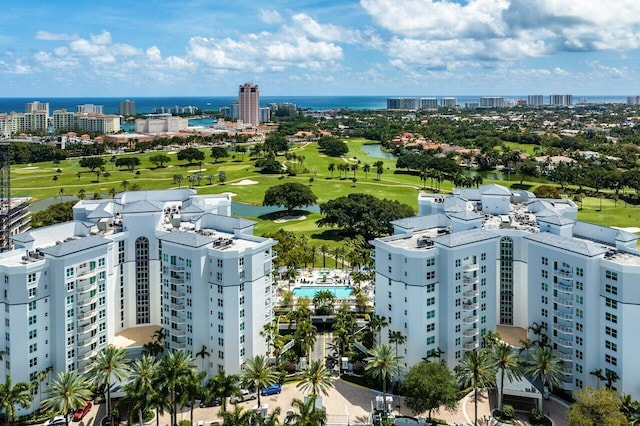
[276,267,374,305]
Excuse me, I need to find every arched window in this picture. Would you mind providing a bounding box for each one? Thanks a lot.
[135,237,150,324]
[500,237,513,325]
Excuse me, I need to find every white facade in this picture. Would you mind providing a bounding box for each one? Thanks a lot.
[52,110,121,134]
[0,189,276,414]
[374,184,640,399]
[135,116,189,133]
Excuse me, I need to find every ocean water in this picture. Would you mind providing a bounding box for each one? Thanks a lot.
[0,95,630,115]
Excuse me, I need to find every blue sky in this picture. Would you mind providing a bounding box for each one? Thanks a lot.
[1,0,639,97]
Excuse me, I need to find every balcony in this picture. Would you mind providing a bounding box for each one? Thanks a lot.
[463,315,478,324]
[463,341,479,350]
[78,335,98,348]
[77,282,97,295]
[553,297,573,308]
[463,264,479,272]
[554,336,572,348]
[463,276,479,285]
[78,349,97,362]
[553,323,573,334]
[170,341,186,350]
[171,328,186,337]
[463,302,478,311]
[78,321,98,333]
[168,277,185,284]
[555,312,573,321]
[553,269,573,280]
[77,310,97,321]
[167,264,185,271]
[560,367,573,376]
[463,328,479,337]
[170,303,185,311]
[463,288,479,298]
[557,352,573,362]
[553,282,572,294]
[77,295,97,309]
[170,290,185,298]
[77,268,97,280]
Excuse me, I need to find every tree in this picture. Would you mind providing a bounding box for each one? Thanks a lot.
[206,174,215,185]
[317,136,348,157]
[79,156,106,172]
[77,188,86,200]
[155,350,197,426]
[296,360,333,399]
[263,182,318,213]
[195,345,210,372]
[365,344,402,418]
[210,146,230,163]
[328,163,336,178]
[455,350,496,426]
[525,346,563,400]
[219,404,258,426]
[218,170,227,184]
[317,193,414,240]
[285,397,327,426]
[115,157,141,171]
[42,372,92,426]
[402,361,458,420]
[264,134,289,153]
[493,342,522,411]
[0,376,33,426]
[173,174,184,188]
[87,345,131,421]
[207,368,240,411]
[388,330,407,356]
[363,163,370,178]
[240,355,278,408]
[177,147,205,164]
[567,386,627,426]
[124,355,158,426]
[149,154,171,168]
[515,159,540,184]
[369,314,389,346]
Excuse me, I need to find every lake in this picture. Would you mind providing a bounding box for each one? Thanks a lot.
[360,144,397,160]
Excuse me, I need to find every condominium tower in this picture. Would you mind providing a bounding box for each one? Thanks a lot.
[373,184,640,399]
[0,189,276,415]
[238,83,260,125]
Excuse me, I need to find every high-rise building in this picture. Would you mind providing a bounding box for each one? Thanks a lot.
[238,83,260,125]
[373,183,640,399]
[480,97,505,108]
[627,96,640,105]
[119,100,136,116]
[52,109,121,134]
[0,189,276,416]
[420,98,438,109]
[25,101,49,117]
[441,97,457,108]
[387,98,419,110]
[528,95,544,106]
[550,94,573,106]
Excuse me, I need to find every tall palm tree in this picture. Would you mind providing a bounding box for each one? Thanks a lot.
[364,344,402,418]
[455,350,496,426]
[195,345,210,372]
[285,397,327,426]
[260,406,282,426]
[369,314,389,346]
[320,244,329,268]
[42,372,92,426]
[525,346,563,398]
[219,404,258,426]
[297,360,333,400]
[493,342,522,411]
[207,368,240,411]
[240,355,278,408]
[183,371,207,426]
[388,330,407,356]
[156,350,197,426]
[0,376,33,426]
[87,345,131,419]
[124,355,157,426]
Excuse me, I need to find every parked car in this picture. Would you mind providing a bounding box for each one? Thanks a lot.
[44,415,67,426]
[72,402,92,421]
[261,384,282,396]
[230,389,257,403]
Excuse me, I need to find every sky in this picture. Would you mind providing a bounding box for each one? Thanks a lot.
[1,0,640,97]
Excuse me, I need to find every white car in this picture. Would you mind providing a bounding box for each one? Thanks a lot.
[44,415,67,426]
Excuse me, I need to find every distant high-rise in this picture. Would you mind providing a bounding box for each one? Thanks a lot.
[480,97,505,108]
[441,97,457,108]
[528,95,544,106]
[549,94,573,106]
[387,98,419,110]
[627,96,640,105]
[238,83,260,125]
[25,101,49,117]
[76,104,104,114]
[420,98,438,109]
[119,100,136,116]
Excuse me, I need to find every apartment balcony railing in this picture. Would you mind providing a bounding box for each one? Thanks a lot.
[463,341,479,350]
[463,315,478,324]
[555,312,573,321]
[463,276,479,284]
[463,288,479,298]
[77,295,97,309]
[553,297,573,308]
[554,336,573,348]
[553,282,572,294]
[553,323,573,334]
[78,335,98,348]
[77,310,97,321]
[463,264,479,272]
[78,321,98,334]
[463,302,479,311]
[553,269,573,280]
[463,328,479,337]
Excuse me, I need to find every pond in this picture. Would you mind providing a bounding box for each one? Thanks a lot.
[360,144,398,160]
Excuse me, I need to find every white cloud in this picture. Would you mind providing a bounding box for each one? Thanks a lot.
[290,13,361,43]
[554,67,569,76]
[259,9,283,25]
[35,31,79,41]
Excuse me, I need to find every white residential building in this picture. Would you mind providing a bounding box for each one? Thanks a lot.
[52,109,121,134]
[373,184,640,398]
[0,189,276,414]
[135,115,189,133]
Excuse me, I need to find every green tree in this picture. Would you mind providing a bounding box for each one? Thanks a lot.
[402,361,458,420]
[219,404,258,426]
[0,376,33,426]
[240,355,278,408]
[296,360,333,399]
[195,345,210,372]
[210,146,230,162]
[42,372,92,426]
[115,157,141,171]
[149,153,171,168]
[79,156,106,172]
[388,330,406,356]
[369,314,389,346]
[365,344,402,418]
[567,386,627,426]
[177,147,205,164]
[525,346,563,398]
[156,350,197,426]
[87,345,131,420]
[493,342,522,411]
[124,355,158,426]
[455,350,497,426]
[285,397,327,426]
[207,368,239,411]
[515,159,540,184]
[263,182,318,212]
[218,170,227,184]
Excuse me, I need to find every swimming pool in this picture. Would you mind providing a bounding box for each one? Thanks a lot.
[292,285,354,299]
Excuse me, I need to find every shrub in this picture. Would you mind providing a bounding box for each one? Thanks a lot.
[529,407,542,423]
[282,360,297,374]
[352,361,366,375]
[502,404,515,420]
[178,420,191,426]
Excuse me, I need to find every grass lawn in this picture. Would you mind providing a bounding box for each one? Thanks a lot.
[11,138,640,245]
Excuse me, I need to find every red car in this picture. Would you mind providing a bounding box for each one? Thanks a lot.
[72,402,92,421]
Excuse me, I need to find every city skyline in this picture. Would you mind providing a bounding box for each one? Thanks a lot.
[1,1,640,97]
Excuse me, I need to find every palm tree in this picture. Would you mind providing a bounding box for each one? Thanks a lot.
[156,350,197,426]
[589,368,605,388]
[388,330,407,356]
[240,355,278,408]
[525,346,563,398]
[364,344,402,418]
[219,404,258,426]
[320,244,329,268]
[195,345,210,372]
[493,342,522,411]
[207,368,240,411]
[604,369,620,390]
[285,397,327,426]
[328,163,335,178]
[363,163,370,179]
[183,371,207,426]
[369,314,389,346]
[35,370,48,406]
[124,355,157,426]
[87,345,131,420]
[260,406,282,426]
[296,360,333,399]
[42,372,92,426]
[455,350,496,426]
[121,180,130,191]
[0,376,33,426]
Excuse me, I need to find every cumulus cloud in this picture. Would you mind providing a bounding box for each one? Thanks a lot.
[360,0,640,69]
[259,9,284,25]
[290,13,361,43]
[35,31,79,41]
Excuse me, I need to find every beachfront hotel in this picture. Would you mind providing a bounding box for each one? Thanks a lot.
[0,189,276,414]
[372,183,640,398]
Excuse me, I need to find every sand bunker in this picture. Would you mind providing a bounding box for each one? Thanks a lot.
[274,215,307,223]
[232,179,259,186]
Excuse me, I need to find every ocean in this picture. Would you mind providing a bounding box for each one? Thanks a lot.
[0,95,631,115]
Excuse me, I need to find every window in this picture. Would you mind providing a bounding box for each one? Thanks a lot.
[576,322,583,332]
[541,308,548,317]
[29,357,38,367]
[606,270,618,281]
[388,291,392,299]
[426,283,435,293]
[66,267,74,277]
[28,301,36,311]
[66,323,74,332]
[606,298,617,309]
[239,296,245,305]
[426,297,435,306]
[481,253,486,261]
[99,335,106,345]
[240,322,245,331]
[29,329,37,339]
[455,312,461,320]
[426,336,435,345]
[455,285,461,294]
[240,348,245,357]
[576,281,583,291]
[455,272,461,280]
[481,265,486,273]
[217,299,223,307]
[606,340,617,352]
[98,257,105,267]
[218,338,224,346]
[605,326,617,338]
[541,270,548,278]
[426,258,435,266]
[605,354,617,366]
[541,283,548,292]
[240,335,245,344]
[575,350,583,360]
[576,295,583,305]
[455,259,461,267]
[455,324,461,332]
[481,290,486,299]
[28,315,37,325]
[427,310,435,319]
[28,287,37,298]
[455,338,461,346]
[66,295,74,305]
[66,309,74,318]
[541,257,548,265]
[576,309,583,319]
[29,343,37,353]
[605,284,618,295]
[217,272,223,282]
[67,282,74,292]
[606,312,618,324]
[575,336,583,346]
[218,324,224,333]
[426,323,435,332]
[576,267,583,277]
